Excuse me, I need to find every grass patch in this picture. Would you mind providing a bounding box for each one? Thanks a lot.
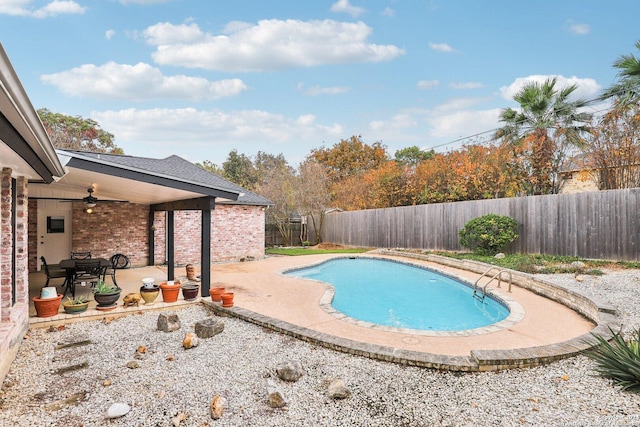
[266,247,370,256]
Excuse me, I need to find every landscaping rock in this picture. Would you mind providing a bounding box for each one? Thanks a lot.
[172,412,186,426]
[266,379,287,408]
[210,395,224,419]
[194,318,225,338]
[134,345,148,360]
[275,360,304,382]
[327,379,351,399]
[105,402,130,419]
[157,313,181,332]
[494,253,505,259]
[182,332,199,349]
[126,361,140,369]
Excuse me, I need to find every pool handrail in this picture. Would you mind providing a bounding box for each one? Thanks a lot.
[473,266,512,300]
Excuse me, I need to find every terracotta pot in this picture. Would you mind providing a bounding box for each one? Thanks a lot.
[181,284,199,301]
[62,301,89,314]
[221,292,234,308]
[139,285,160,305]
[33,294,63,317]
[160,281,182,303]
[210,287,225,302]
[185,264,196,281]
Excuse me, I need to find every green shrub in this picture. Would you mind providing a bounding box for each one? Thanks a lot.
[586,328,640,392]
[458,214,519,256]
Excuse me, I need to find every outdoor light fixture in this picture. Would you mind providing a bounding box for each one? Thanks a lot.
[86,207,93,214]
[83,186,98,208]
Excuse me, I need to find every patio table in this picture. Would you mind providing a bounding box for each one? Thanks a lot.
[59,258,110,297]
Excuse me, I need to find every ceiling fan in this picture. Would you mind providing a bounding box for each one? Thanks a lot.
[83,187,98,207]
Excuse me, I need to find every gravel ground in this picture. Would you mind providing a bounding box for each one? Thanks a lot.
[1,270,640,427]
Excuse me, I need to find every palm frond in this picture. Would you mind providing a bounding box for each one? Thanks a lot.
[584,327,640,392]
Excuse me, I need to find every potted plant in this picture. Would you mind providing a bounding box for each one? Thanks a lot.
[92,280,121,310]
[32,293,63,317]
[62,295,90,314]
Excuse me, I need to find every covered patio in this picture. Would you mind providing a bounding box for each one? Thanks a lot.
[29,149,270,299]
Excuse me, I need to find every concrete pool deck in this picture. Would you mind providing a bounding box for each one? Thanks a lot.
[202,251,619,371]
[28,251,619,371]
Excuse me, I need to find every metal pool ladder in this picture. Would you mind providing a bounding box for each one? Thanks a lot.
[473,266,512,301]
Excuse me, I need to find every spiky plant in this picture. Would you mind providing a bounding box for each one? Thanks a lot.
[585,328,640,392]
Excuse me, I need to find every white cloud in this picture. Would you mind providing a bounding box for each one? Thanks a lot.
[41,62,247,101]
[381,7,395,17]
[302,85,349,96]
[142,22,204,45]
[105,29,116,40]
[330,0,365,18]
[499,74,601,101]
[428,42,454,53]
[91,107,343,162]
[365,100,502,152]
[449,82,485,90]
[434,97,491,112]
[566,20,590,35]
[369,114,416,132]
[417,80,440,90]
[144,20,405,72]
[0,0,85,17]
[426,108,502,142]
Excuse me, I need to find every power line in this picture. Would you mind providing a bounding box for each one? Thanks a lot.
[426,85,633,151]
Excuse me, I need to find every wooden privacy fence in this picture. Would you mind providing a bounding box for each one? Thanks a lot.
[314,188,640,261]
[265,223,304,247]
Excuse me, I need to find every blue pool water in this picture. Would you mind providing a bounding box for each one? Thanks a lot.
[286,258,510,331]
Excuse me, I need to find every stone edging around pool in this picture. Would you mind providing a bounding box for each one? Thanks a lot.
[203,250,621,371]
[280,255,525,337]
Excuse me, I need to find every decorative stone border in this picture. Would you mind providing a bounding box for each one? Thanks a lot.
[204,250,620,371]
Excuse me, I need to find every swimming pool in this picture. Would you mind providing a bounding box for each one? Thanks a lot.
[286,257,510,331]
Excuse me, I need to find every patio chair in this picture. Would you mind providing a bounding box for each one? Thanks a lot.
[40,256,67,289]
[102,254,121,288]
[70,251,92,260]
[67,259,103,298]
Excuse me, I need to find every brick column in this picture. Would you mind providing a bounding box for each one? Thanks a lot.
[1,168,12,322]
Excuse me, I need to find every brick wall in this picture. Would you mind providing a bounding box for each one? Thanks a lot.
[153,204,266,265]
[27,200,37,272]
[558,172,599,194]
[0,168,30,385]
[28,201,265,271]
[71,201,150,267]
[1,168,13,323]
[211,204,265,262]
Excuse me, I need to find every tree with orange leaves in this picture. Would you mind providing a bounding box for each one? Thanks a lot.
[580,104,640,189]
[308,135,389,183]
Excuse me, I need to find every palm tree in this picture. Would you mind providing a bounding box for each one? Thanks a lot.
[600,40,640,105]
[496,77,592,195]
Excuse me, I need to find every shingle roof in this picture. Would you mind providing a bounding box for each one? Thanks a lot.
[59,150,272,206]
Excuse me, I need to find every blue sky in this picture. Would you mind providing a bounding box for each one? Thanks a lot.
[1,1,638,166]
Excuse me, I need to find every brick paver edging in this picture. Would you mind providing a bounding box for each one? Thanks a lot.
[203,251,620,371]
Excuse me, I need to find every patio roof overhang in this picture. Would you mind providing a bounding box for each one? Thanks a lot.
[0,44,64,182]
[29,151,241,206]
